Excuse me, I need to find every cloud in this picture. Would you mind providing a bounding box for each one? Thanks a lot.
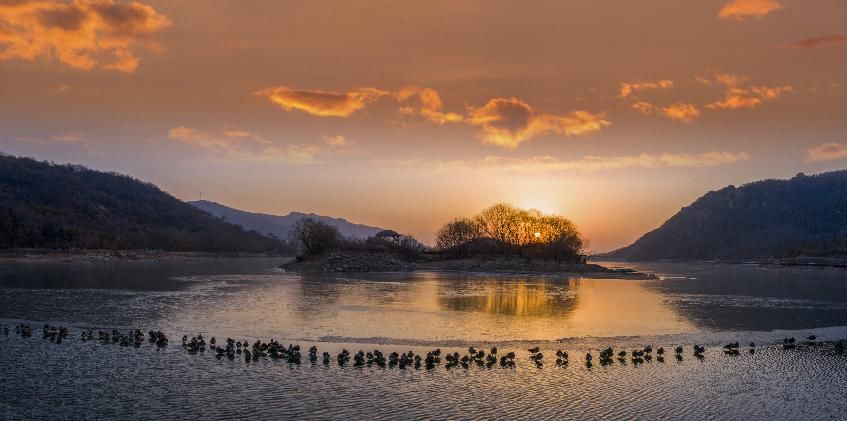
[783,34,847,49]
[805,143,847,162]
[707,85,791,110]
[323,135,349,146]
[718,0,782,21]
[0,0,170,72]
[168,127,238,151]
[16,132,89,145]
[695,76,713,86]
[255,86,389,117]
[619,80,673,98]
[714,73,747,87]
[703,73,792,110]
[386,151,750,173]
[707,88,762,109]
[662,103,701,122]
[256,85,608,148]
[631,101,654,115]
[394,86,464,125]
[13,132,100,154]
[55,83,71,94]
[167,126,322,163]
[466,97,609,148]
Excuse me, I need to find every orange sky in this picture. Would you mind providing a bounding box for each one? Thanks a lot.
[1,0,846,251]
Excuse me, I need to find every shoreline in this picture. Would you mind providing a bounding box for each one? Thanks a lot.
[598,256,847,270]
[281,252,657,279]
[0,249,286,264]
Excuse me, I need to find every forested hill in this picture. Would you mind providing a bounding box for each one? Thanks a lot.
[0,153,283,252]
[610,170,847,260]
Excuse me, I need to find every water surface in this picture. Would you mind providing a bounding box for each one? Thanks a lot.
[1,258,845,419]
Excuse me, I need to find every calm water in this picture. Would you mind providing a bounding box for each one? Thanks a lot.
[1,257,846,419]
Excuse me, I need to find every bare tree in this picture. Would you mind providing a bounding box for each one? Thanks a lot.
[435,204,586,262]
[289,217,339,255]
[436,218,481,256]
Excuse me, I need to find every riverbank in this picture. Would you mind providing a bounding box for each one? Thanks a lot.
[282,252,655,278]
[599,255,847,270]
[0,249,285,264]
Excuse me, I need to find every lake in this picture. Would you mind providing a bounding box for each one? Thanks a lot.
[1,257,846,419]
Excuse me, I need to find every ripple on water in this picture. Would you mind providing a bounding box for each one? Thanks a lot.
[1,333,846,420]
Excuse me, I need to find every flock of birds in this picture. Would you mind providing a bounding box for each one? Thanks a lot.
[2,322,845,370]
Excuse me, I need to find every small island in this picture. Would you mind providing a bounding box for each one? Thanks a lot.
[282,203,653,279]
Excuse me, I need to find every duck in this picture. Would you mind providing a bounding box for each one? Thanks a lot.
[783,337,797,350]
[528,347,540,353]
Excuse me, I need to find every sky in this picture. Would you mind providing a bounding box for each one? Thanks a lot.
[0,0,846,251]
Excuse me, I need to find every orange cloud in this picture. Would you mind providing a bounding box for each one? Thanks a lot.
[630,101,656,115]
[718,0,782,21]
[783,34,847,49]
[0,0,170,72]
[662,103,700,122]
[388,151,751,173]
[467,97,609,148]
[631,101,654,115]
[707,85,791,110]
[619,80,673,98]
[805,143,847,162]
[704,73,792,110]
[707,88,762,109]
[394,86,464,125]
[256,86,389,117]
[715,73,747,87]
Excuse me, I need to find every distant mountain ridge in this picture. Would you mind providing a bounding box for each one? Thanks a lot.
[189,200,385,240]
[0,154,283,252]
[609,170,847,260]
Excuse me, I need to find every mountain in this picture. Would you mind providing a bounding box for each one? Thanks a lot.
[609,170,847,260]
[189,200,385,240]
[0,153,283,252]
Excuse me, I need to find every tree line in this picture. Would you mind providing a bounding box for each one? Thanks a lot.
[435,203,587,262]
